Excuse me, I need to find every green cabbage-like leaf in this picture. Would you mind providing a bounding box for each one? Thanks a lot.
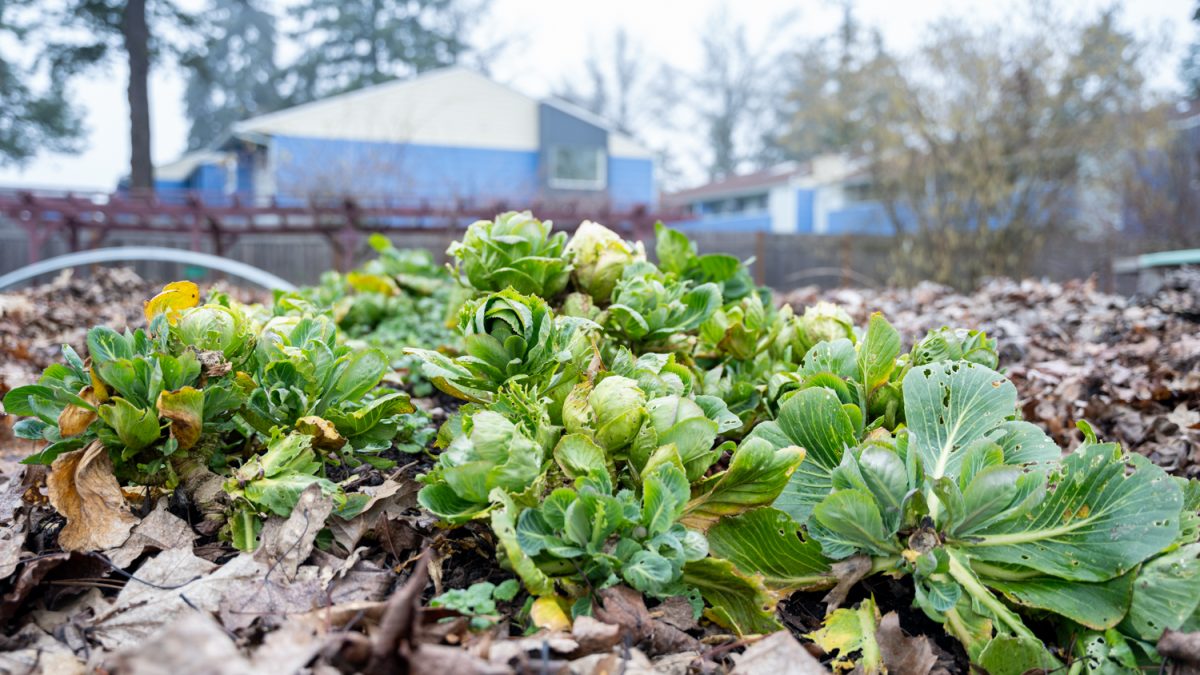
[751,387,857,524]
[97,398,161,452]
[706,507,834,593]
[683,438,804,529]
[682,557,782,636]
[903,361,1019,482]
[1118,542,1200,640]
[965,443,1182,582]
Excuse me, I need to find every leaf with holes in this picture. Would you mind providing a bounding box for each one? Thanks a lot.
[963,443,1182,582]
[902,361,1018,482]
[749,387,857,525]
[705,507,833,594]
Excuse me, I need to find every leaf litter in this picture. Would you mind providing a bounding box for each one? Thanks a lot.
[0,264,1199,673]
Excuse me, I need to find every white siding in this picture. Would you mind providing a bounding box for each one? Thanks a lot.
[234,68,540,151]
[768,184,798,233]
[813,184,846,234]
[608,133,655,159]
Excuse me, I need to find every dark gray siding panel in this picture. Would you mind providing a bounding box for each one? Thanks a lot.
[538,103,609,203]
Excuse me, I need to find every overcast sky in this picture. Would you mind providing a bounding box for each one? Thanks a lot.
[0,0,1192,192]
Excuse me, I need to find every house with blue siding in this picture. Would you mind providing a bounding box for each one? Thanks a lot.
[665,155,895,235]
[150,67,656,209]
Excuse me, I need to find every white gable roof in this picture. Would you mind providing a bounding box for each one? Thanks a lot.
[230,66,653,158]
[156,150,232,182]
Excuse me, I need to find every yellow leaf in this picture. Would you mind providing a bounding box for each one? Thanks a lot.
[156,387,204,451]
[234,371,257,394]
[296,416,346,450]
[89,366,110,403]
[530,596,572,632]
[346,272,398,296]
[143,280,200,325]
[58,386,99,437]
[807,597,883,674]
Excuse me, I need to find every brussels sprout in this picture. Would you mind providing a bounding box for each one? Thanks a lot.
[409,290,597,415]
[564,221,645,303]
[419,407,555,523]
[699,291,772,360]
[563,376,647,453]
[447,211,571,297]
[561,292,601,321]
[631,394,739,481]
[255,314,338,364]
[606,266,722,347]
[798,302,856,349]
[913,327,998,369]
[174,304,254,361]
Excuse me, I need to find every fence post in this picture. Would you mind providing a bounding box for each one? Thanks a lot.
[840,236,852,288]
[754,231,766,286]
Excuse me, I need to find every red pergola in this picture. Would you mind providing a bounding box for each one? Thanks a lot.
[0,190,687,270]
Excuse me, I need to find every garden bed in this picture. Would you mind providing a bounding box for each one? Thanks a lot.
[1,224,1198,675]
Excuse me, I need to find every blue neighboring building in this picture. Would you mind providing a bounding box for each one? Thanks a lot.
[665,155,894,235]
[151,67,657,210]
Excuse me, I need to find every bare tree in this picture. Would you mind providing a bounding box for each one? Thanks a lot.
[553,28,643,135]
[687,7,788,181]
[778,6,1167,288]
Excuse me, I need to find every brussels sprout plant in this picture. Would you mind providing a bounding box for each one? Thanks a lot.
[5,216,1197,675]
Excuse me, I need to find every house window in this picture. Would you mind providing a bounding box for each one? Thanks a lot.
[844,182,876,203]
[548,145,607,190]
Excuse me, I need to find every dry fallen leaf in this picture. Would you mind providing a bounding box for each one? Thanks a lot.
[595,585,700,657]
[103,498,196,568]
[47,441,138,551]
[731,631,828,675]
[876,611,937,675]
[570,615,621,656]
[108,612,257,675]
[254,483,335,579]
[88,547,219,649]
[0,622,87,675]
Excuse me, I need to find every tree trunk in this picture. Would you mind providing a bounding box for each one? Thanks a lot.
[123,0,153,192]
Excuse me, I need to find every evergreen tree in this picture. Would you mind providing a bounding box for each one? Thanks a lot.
[43,0,197,190]
[0,1,83,165]
[1181,2,1200,99]
[182,0,281,150]
[287,0,473,103]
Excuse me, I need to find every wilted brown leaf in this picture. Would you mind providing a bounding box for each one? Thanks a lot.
[296,416,346,450]
[47,441,138,551]
[876,611,937,675]
[822,554,873,613]
[57,385,98,436]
